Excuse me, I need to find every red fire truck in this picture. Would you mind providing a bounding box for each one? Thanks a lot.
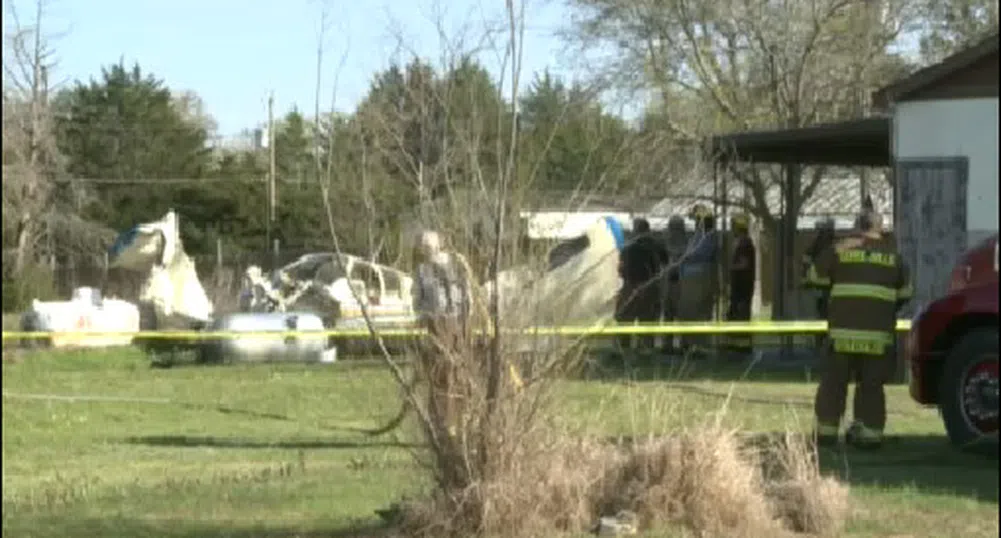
[905,234,998,450]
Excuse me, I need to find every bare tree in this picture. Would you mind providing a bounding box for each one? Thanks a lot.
[566,0,918,227]
[2,0,62,274]
[918,0,999,63]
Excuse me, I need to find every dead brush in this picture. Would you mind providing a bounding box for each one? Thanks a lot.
[369,216,850,538]
[391,312,601,538]
[300,0,851,534]
[593,427,783,537]
[759,431,850,536]
[391,366,852,538]
[585,393,850,538]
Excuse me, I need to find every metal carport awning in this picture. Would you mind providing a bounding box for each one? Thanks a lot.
[707,116,891,167]
[704,116,892,322]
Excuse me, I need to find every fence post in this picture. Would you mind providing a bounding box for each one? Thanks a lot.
[215,238,224,288]
[216,238,223,273]
[68,253,76,293]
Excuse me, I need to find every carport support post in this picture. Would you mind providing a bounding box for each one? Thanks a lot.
[720,161,729,325]
[780,163,800,358]
[889,165,908,385]
[712,161,721,325]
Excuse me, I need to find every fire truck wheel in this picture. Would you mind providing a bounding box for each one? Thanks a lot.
[938,327,999,454]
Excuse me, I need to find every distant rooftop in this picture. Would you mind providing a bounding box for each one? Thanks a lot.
[520,170,893,238]
[647,170,892,220]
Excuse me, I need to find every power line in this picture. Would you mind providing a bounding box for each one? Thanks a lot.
[49,177,267,185]
[49,177,340,186]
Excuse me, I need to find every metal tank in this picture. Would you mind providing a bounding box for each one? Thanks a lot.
[200,312,335,364]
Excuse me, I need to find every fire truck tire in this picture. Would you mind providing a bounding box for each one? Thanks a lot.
[938,327,999,454]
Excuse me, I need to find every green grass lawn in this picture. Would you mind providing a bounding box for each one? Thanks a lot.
[2,347,997,538]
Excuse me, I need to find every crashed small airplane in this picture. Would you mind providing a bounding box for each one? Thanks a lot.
[237,252,416,331]
[103,211,418,363]
[21,208,628,362]
[108,210,214,332]
[488,215,626,330]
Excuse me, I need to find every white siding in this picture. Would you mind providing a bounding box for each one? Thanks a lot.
[894,98,999,245]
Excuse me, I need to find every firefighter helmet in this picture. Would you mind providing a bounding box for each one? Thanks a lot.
[731,213,750,230]
[688,204,712,220]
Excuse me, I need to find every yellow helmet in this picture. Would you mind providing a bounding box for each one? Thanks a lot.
[731,213,750,230]
[688,204,711,220]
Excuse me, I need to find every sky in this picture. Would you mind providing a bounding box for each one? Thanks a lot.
[4,0,582,137]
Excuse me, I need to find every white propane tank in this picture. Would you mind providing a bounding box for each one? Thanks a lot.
[204,312,332,363]
[21,287,140,348]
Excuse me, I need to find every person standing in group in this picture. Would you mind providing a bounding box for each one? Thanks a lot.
[724,213,756,358]
[616,217,669,352]
[809,207,912,450]
[661,215,687,354]
[803,218,837,347]
[678,205,720,356]
[411,230,474,442]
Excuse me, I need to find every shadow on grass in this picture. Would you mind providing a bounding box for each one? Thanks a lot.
[123,435,421,450]
[578,350,824,384]
[3,517,392,538]
[784,432,997,504]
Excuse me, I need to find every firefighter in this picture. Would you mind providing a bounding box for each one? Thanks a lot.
[678,205,720,355]
[809,207,912,449]
[724,213,755,357]
[616,217,669,351]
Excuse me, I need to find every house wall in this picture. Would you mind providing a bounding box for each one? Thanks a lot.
[894,98,999,247]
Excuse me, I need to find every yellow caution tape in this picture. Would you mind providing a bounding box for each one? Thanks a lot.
[1,320,912,341]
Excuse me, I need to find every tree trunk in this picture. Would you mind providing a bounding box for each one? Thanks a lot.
[14,211,34,274]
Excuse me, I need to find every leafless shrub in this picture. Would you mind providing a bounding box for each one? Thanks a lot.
[299,1,851,536]
[3,0,115,291]
[760,432,850,536]
[390,418,848,537]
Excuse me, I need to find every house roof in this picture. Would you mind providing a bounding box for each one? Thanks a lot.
[872,32,1000,108]
[519,191,641,213]
[647,170,892,225]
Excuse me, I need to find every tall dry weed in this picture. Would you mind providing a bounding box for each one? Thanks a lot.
[298,2,851,536]
[393,383,849,538]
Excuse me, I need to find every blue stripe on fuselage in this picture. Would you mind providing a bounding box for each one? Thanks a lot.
[108,227,139,262]
[603,216,625,251]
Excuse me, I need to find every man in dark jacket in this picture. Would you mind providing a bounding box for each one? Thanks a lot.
[724,214,755,357]
[661,215,687,353]
[616,217,669,351]
[678,206,720,355]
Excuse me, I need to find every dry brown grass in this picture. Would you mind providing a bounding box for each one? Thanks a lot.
[389,340,850,538]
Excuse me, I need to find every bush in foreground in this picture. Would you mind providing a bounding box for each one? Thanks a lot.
[388,348,849,538]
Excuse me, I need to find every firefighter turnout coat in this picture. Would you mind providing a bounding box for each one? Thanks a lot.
[805,234,913,355]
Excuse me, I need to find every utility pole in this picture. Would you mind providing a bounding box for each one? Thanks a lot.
[855,0,879,203]
[266,92,276,257]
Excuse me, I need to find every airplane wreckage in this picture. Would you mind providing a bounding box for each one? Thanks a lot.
[20,210,628,364]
